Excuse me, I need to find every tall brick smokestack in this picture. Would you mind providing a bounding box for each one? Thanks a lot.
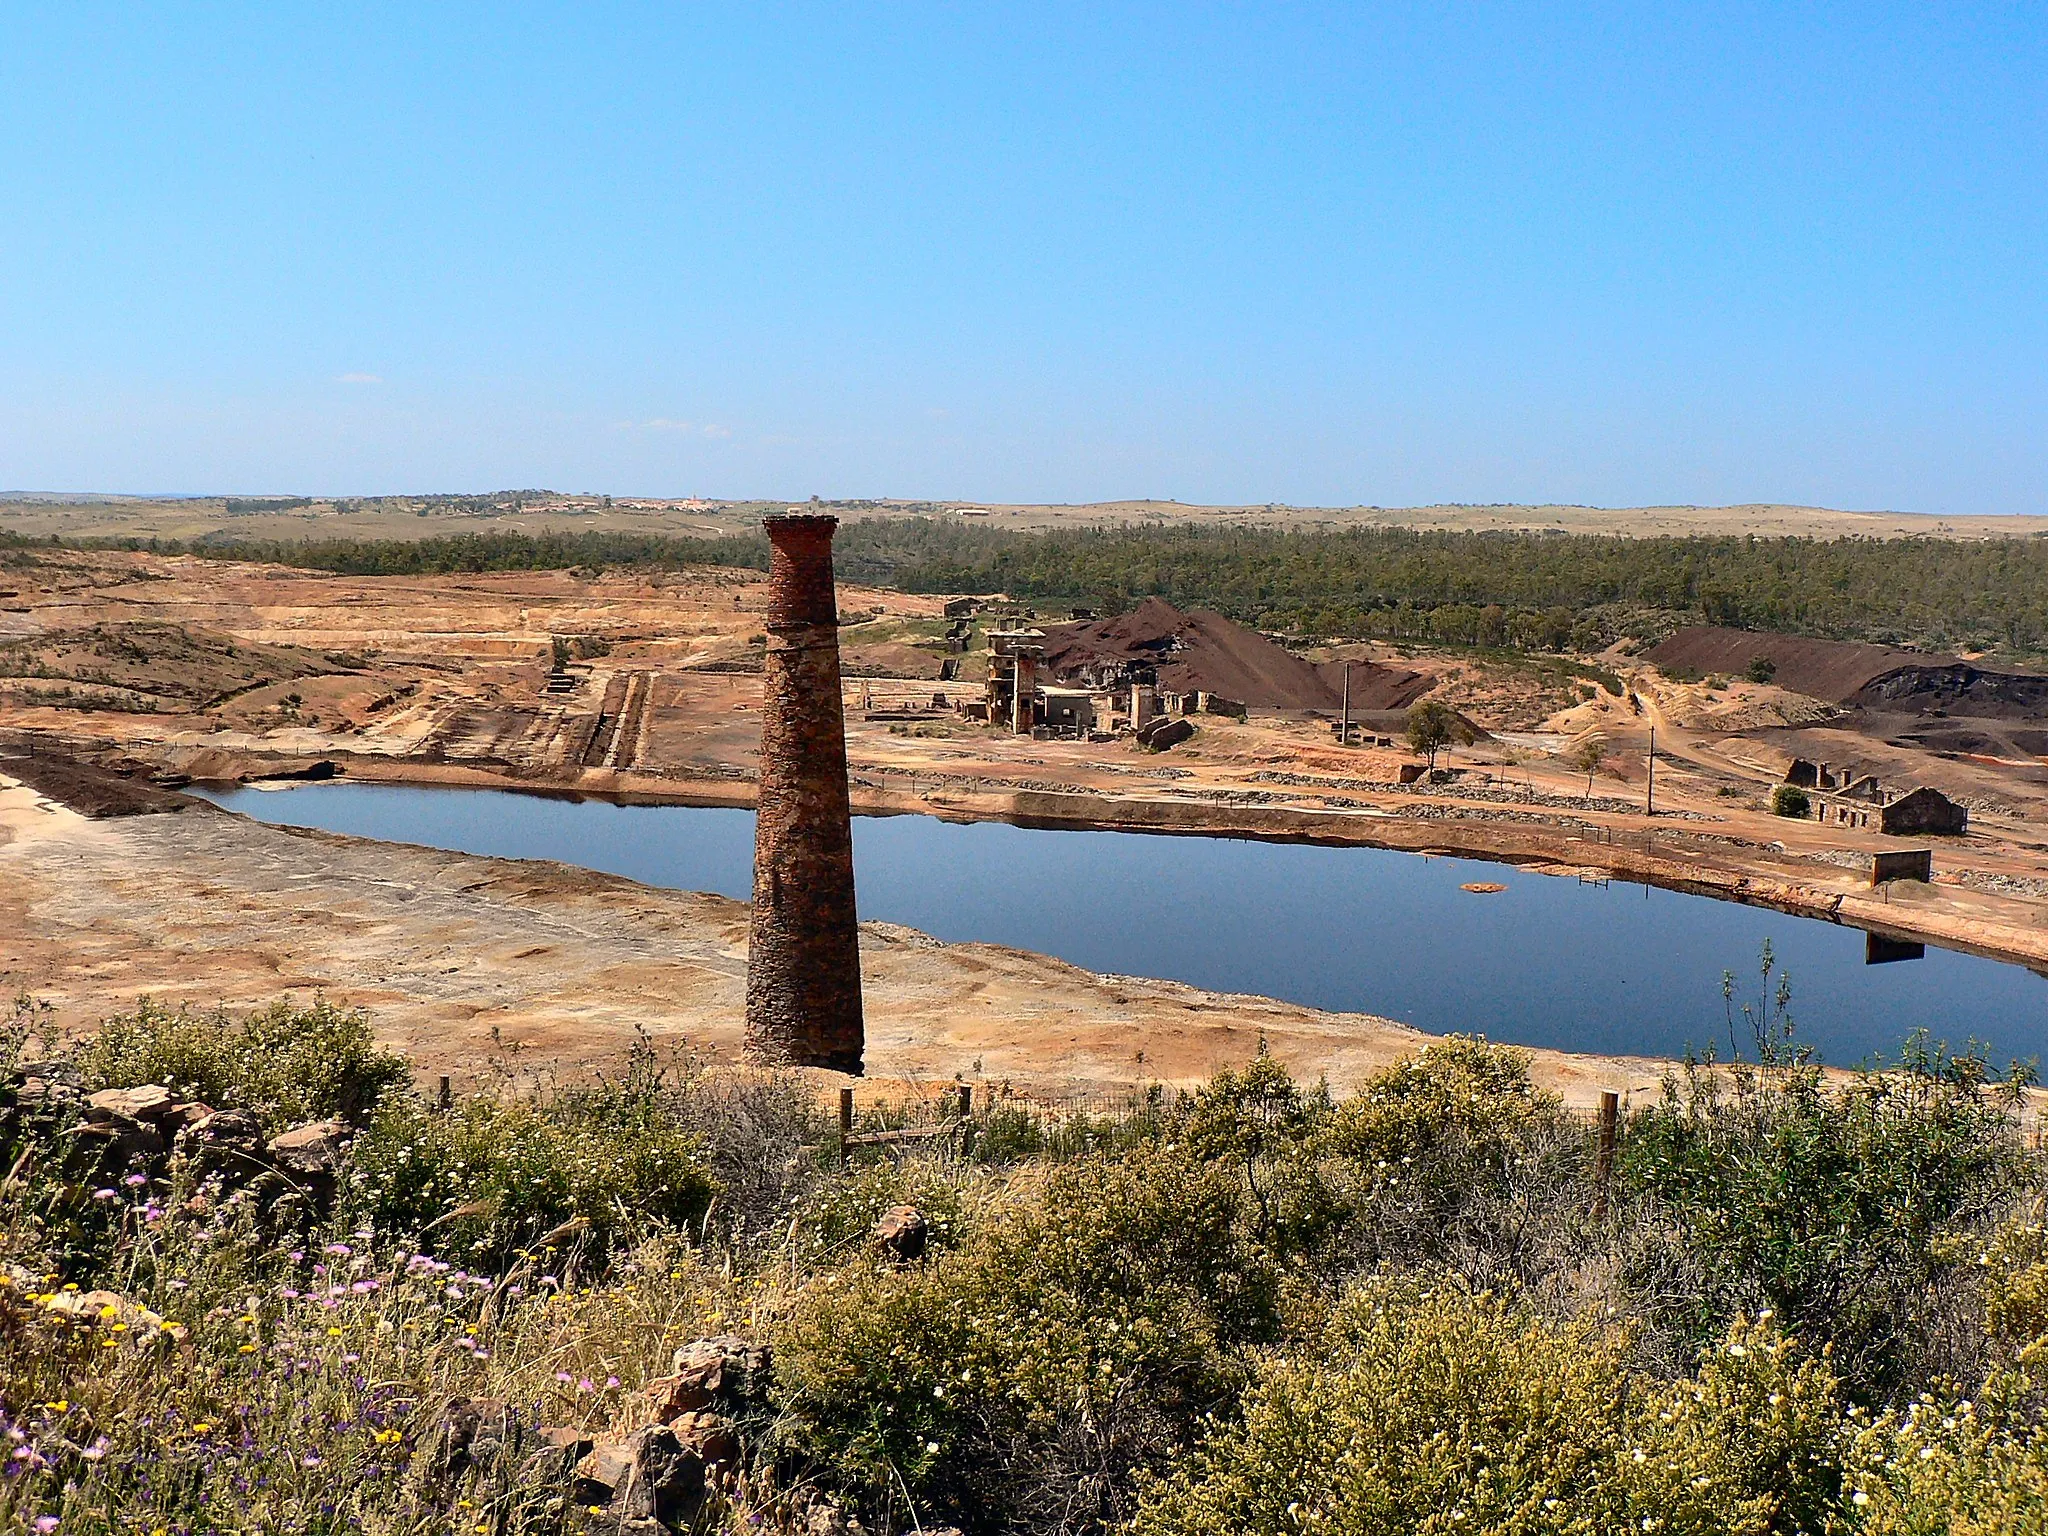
[745,513,864,1073]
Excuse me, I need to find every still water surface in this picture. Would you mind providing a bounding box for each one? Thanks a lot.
[196,782,2048,1070]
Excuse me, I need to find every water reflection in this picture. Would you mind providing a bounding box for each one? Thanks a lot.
[193,782,2048,1070]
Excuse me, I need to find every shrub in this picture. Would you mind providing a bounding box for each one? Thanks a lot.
[339,1080,715,1273]
[1621,1039,2029,1396]
[1130,1285,1843,1536]
[1747,655,1779,684]
[651,1055,832,1247]
[1982,1209,2048,1358]
[1837,1393,2048,1532]
[771,1141,1281,1533]
[75,997,409,1128]
[1182,1047,1336,1249]
[1321,1036,1561,1171]
[1771,784,1811,817]
[1176,1040,1594,1291]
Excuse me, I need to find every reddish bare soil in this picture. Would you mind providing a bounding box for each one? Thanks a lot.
[4,547,2047,1100]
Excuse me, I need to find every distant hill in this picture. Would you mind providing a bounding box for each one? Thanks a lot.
[6,494,2047,545]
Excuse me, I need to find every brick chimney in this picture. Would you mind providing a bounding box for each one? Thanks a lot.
[745,513,864,1072]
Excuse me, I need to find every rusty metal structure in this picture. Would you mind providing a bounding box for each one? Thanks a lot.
[745,513,864,1073]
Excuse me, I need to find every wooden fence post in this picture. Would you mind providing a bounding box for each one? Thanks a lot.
[436,1075,452,1112]
[1593,1090,1619,1218]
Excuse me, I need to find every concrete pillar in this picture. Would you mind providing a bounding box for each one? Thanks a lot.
[1012,650,1038,734]
[1130,683,1155,732]
[746,513,864,1073]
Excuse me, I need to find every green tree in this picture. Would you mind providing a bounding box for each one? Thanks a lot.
[1568,733,1608,798]
[1406,698,1460,772]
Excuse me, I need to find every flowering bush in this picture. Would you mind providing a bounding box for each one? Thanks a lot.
[0,1224,746,1534]
[1131,1288,1843,1536]
[1320,1035,1563,1173]
[1621,1040,2029,1396]
[1835,1392,2048,1532]
[772,1141,1281,1532]
[9,991,2048,1535]
[75,997,410,1129]
[341,1086,715,1273]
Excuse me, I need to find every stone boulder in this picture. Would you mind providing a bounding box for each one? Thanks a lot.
[267,1119,351,1177]
[640,1335,771,1423]
[667,1410,739,1468]
[67,1106,165,1172]
[34,1285,189,1348]
[62,1084,217,1178]
[175,1109,268,1182]
[872,1205,929,1263]
[575,1421,733,1531]
[10,1060,83,1118]
[521,1425,593,1485]
[86,1084,180,1124]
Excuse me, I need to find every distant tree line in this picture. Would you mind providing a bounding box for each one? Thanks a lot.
[139,529,772,577]
[223,497,316,514]
[78,518,2048,661]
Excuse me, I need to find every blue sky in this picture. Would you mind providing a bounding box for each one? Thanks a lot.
[1,4,2042,512]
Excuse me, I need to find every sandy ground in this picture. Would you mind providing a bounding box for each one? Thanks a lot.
[0,777,1666,1110]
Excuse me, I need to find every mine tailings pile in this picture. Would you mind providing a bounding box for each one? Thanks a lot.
[1648,625,2048,758]
[1036,596,1429,712]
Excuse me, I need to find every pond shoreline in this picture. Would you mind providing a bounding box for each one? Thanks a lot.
[185,748,2048,980]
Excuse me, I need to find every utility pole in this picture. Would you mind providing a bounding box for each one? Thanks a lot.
[1646,724,1656,818]
[1340,660,1352,746]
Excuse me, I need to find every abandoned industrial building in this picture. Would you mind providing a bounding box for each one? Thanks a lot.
[1785,759,1970,837]
[956,596,1431,745]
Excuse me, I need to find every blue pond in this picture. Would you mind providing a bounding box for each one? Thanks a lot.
[195,782,2048,1070]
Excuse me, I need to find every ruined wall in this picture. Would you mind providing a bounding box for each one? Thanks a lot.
[745,514,864,1073]
[1880,788,1969,837]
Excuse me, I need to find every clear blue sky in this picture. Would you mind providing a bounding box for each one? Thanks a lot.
[2,4,2042,512]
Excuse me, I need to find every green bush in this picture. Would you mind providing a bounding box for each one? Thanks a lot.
[1161,1040,1590,1285]
[1132,1284,1843,1536]
[1837,1391,2048,1532]
[1181,1048,1338,1250]
[1621,1041,2029,1396]
[772,1141,1281,1532]
[74,997,409,1128]
[1308,1039,1598,1295]
[1322,1036,1561,1169]
[1771,784,1811,817]
[339,1078,715,1272]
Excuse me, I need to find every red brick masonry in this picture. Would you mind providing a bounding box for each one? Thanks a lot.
[744,514,865,1073]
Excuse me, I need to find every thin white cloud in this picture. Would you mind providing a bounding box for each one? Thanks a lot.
[628,418,733,439]
[336,372,383,385]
